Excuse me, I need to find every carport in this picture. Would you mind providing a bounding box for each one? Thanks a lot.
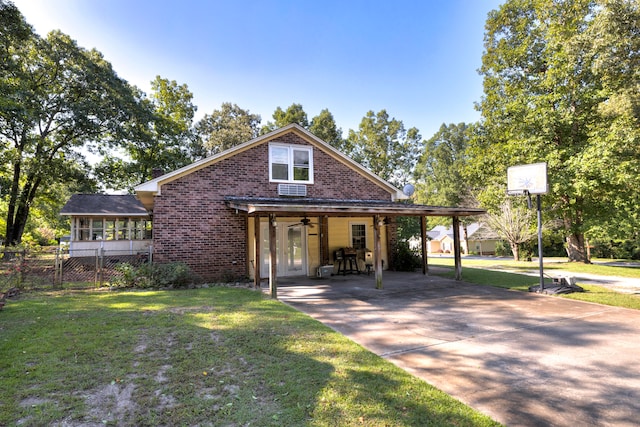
[225,196,485,297]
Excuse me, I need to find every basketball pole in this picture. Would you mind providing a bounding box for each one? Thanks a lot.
[536,194,544,292]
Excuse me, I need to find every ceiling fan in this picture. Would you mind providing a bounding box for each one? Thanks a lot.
[289,216,316,228]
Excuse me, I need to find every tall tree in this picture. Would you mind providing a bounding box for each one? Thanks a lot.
[0,4,138,246]
[309,108,345,150]
[415,122,478,249]
[470,0,640,262]
[346,110,421,188]
[261,103,309,134]
[583,0,640,243]
[94,76,198,190]
[195,102,261,156]
[414,123,473,207]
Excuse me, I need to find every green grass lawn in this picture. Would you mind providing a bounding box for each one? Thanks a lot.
[429,257,640,310]
[0,287,500,426]
[428,256,640,278]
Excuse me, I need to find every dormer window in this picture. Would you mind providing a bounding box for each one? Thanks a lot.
[269,143,313,183]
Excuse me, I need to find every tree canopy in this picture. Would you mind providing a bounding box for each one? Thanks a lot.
[261,103,309,134]
[414,122,473,208]
[346,110,421,188]
[1,1,139,245]
[195,102,261,156]
[93,76,199,191]
[468,0,640,262]
[309,108,345,150]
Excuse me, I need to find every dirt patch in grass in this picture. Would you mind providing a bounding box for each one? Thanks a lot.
[20,397,52,407]
[37,330,182,426]
[84,382,137,424]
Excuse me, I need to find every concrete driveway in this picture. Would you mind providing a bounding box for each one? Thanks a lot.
[274,272,640,427]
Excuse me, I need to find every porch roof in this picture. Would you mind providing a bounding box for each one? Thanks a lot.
[224,196,485,217]
[61,194,149,217]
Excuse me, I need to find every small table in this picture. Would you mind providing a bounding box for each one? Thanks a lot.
[337,249,360,275]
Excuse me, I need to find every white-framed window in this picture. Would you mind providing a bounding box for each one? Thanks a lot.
[269,143,313,183]
[73,217,152,241]
[350,222,367,250]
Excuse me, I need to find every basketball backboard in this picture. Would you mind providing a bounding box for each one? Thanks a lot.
[507,162,548,195]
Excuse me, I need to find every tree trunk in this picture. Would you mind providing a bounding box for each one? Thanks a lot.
[463,224,469,255]
[5,173,41,247]
[5,158,23,247]
[510,242,520,261]
[562,198,589,263]
[566,233,589,263]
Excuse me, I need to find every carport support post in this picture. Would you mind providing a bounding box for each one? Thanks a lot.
[373,215,383,289]
[420,215,429,275]
[269,214,277,298]
[254,215,261,288]
[453,216,462,280]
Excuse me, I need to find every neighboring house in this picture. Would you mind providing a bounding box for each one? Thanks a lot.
[426,223,500,255]
[62,124,484,291]
[466,223,501,255]
[60,194,152,256]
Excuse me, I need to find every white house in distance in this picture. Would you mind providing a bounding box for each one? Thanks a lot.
[425,223,500,255]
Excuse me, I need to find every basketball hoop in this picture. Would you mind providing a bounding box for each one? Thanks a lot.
[507,162,548,195]
[507,162,548,292]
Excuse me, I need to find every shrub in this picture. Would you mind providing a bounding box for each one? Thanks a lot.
[153,262,192,288]
[494,240,512,257]
[591,239,640,260]
[392,241,422,272]
[111,262,193,289]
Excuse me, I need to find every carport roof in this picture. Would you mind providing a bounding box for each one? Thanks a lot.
[225,196,485,217]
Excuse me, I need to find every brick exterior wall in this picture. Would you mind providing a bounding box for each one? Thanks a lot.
[152,132,395,282]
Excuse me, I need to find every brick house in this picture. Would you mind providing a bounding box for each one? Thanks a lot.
[133,124,484,293]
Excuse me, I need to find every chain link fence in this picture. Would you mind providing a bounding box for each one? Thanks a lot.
[0,247,151,291]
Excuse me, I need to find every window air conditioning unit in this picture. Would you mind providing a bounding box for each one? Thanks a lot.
[278,184,307,197]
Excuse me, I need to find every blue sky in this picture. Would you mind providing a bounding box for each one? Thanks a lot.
[13,0,504,140]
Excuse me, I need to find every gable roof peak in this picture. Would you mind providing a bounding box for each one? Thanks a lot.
[134,124,405,208]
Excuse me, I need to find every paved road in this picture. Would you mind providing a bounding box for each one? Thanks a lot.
[275,272,640,426]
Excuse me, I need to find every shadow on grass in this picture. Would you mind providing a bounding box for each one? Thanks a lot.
[0,287,499,426]
[433,266,539,291]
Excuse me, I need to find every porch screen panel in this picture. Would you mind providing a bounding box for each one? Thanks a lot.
[78,218,91,241]
[92,220,103,240]
[104,220,116,240]
[117,220,127,240]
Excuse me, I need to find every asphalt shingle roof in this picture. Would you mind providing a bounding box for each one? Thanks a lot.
[60,194,148,216]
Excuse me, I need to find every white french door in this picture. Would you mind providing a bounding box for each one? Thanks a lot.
[260,221,307,277]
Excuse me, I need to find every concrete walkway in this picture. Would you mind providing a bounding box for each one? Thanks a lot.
[273,272,640,427]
